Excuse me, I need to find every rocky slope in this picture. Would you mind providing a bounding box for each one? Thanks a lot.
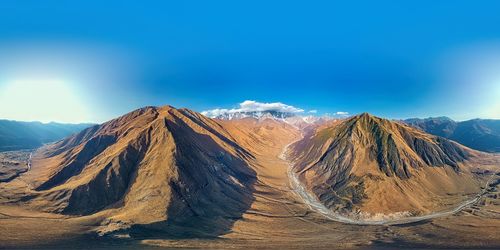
[18,106,257,237]
[289,113,483,219]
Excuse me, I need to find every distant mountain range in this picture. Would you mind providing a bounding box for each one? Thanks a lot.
[2,114,498,154]
[206,109,331,130]
[0,120,95,152]
[404,117,500,153]
[210,112,500,154]
[209,110,297,120]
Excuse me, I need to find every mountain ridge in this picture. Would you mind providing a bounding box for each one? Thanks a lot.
[0,119,94,152]
[405,117,500,152]
[289,112,481,217]
[13,106,257,237]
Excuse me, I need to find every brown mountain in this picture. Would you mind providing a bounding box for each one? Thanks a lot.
[20,106,257,237]
[289,113,484,219]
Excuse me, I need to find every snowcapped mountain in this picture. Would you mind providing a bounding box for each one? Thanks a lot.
[201,100,339,128]
[212,110,297,120]
[206,109,332,129]
[283,115,333,129]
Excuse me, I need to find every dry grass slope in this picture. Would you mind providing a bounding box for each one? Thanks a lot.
[291,113,484,217]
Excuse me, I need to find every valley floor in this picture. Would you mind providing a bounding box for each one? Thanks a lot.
[0,138,500,249]
[142,134,500,249]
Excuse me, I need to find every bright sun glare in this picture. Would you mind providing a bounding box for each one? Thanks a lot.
[0,79,89,123]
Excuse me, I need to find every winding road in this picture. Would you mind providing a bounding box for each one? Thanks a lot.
[27,152,32,171]
[280,136,494,226]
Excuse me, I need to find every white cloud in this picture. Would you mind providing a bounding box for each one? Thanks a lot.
[322,111,350,118]
[238,100,304,113]
[202,100,304,117]
[308,110,318,113]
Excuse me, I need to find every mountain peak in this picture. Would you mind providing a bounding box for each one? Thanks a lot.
[355,112,377,121]
[347,112,387,132]
[27,105,257,238]
[358,112,372,117]
[290,114,475,217]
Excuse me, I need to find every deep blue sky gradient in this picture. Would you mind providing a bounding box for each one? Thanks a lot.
[1,1,500,122]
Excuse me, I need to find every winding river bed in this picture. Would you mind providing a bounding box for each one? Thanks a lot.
[280,136,491,226]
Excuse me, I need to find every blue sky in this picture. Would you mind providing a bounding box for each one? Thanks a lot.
[0,1,499,122]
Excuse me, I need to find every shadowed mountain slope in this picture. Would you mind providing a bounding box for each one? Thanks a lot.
[0,120,93,152]
[405,117,500,153]
[289,113,482,218]
[20,106,256,237]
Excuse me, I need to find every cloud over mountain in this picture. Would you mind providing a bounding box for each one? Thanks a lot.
[202,100,304,118]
